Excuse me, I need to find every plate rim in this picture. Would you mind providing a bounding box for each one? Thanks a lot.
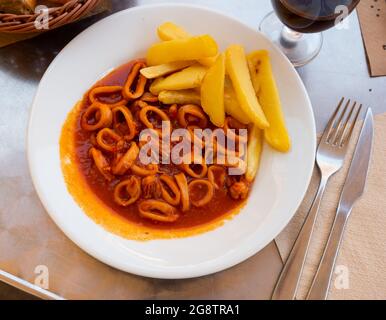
[27,3,316,279]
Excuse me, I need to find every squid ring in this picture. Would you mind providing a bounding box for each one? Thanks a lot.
[138,200,179,223]
[213,141,245,164]
[123,62,147,100]
[181,156,208,179]
[131,163,159,176]
[139,106,170,130]
[208,165,227,190]
[132,100,150,109]
[113,176,141,207]
[89,147,113,181]
[112,142,139,175]
[81,103,112,131]
[159,175,181,206]
[89,86,127,108]
[177,104,208,128]
[142,175,162,199]
[224,117,248,143]
[96,128,123,152]
[141,92,158,103]
[112,105,137,141]
[175,173,190,212]
[188,179,214,207]
[168,104,178,119]
[214,155,246,170]
[214,147,247,170]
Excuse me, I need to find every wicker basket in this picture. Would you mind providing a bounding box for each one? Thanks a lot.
[0,0,100,33]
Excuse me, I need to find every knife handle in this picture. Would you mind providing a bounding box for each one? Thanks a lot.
[306,209,350,300]
[272,176,328,300]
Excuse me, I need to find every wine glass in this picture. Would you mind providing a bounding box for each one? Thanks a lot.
[260,0,361,67]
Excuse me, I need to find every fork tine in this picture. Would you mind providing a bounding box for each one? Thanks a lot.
[339,104,362,147]
[330,99,353,144]
[321,97,345,143]
[335,101,356,145]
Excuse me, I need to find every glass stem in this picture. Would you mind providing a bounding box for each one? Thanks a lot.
[279,26,304,49]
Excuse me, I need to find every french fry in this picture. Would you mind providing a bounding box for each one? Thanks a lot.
[247,53,261,95]
[245,124,263,182]
[225,45,269,129]
[146,35,218,66]
[197,55,219,67]
[201,53,226,127]
[157,21,191,40]
[149,77,165,95]
[158,90,201,105]
[140,61,195,79]
[224,76,250,125]
[247,50,291,152]
[157,22,218,67]
[148,64,207,94]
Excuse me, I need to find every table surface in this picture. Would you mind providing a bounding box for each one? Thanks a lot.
[0,0,385,299]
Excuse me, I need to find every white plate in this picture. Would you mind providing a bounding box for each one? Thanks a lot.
[28,4,316,279]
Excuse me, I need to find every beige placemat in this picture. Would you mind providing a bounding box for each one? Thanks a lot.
[357,0,386,77]
[0,0,111,48]
[276,112,386,300]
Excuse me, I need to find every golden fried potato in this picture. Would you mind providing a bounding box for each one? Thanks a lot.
[149,77,165,95]
[147,35,218,66]
[245,124,263,182]
[247,50,291,152]
[224,76,250,125]
[157,22,218,67]
[157,21,191,41]
[158,90,201,105]
[140,61,195,79]
[197,55,219,67]
[225,45,269,129]
[201,53,226,127]
[149,64,207,94]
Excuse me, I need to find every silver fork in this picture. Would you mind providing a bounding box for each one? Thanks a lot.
[272,98,362,300]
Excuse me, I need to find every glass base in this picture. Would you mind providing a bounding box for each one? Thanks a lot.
[259,12,323,67]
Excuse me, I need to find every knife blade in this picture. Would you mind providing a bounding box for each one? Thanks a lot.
[338,107,374,215]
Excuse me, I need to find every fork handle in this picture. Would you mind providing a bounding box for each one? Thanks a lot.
[306,209,350,300]
[272,175,328,300]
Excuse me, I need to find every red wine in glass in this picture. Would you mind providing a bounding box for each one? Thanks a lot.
[271,0,361,33]
[260,0,361,66]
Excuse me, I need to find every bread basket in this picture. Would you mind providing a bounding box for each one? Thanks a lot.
[0,0,100,33]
